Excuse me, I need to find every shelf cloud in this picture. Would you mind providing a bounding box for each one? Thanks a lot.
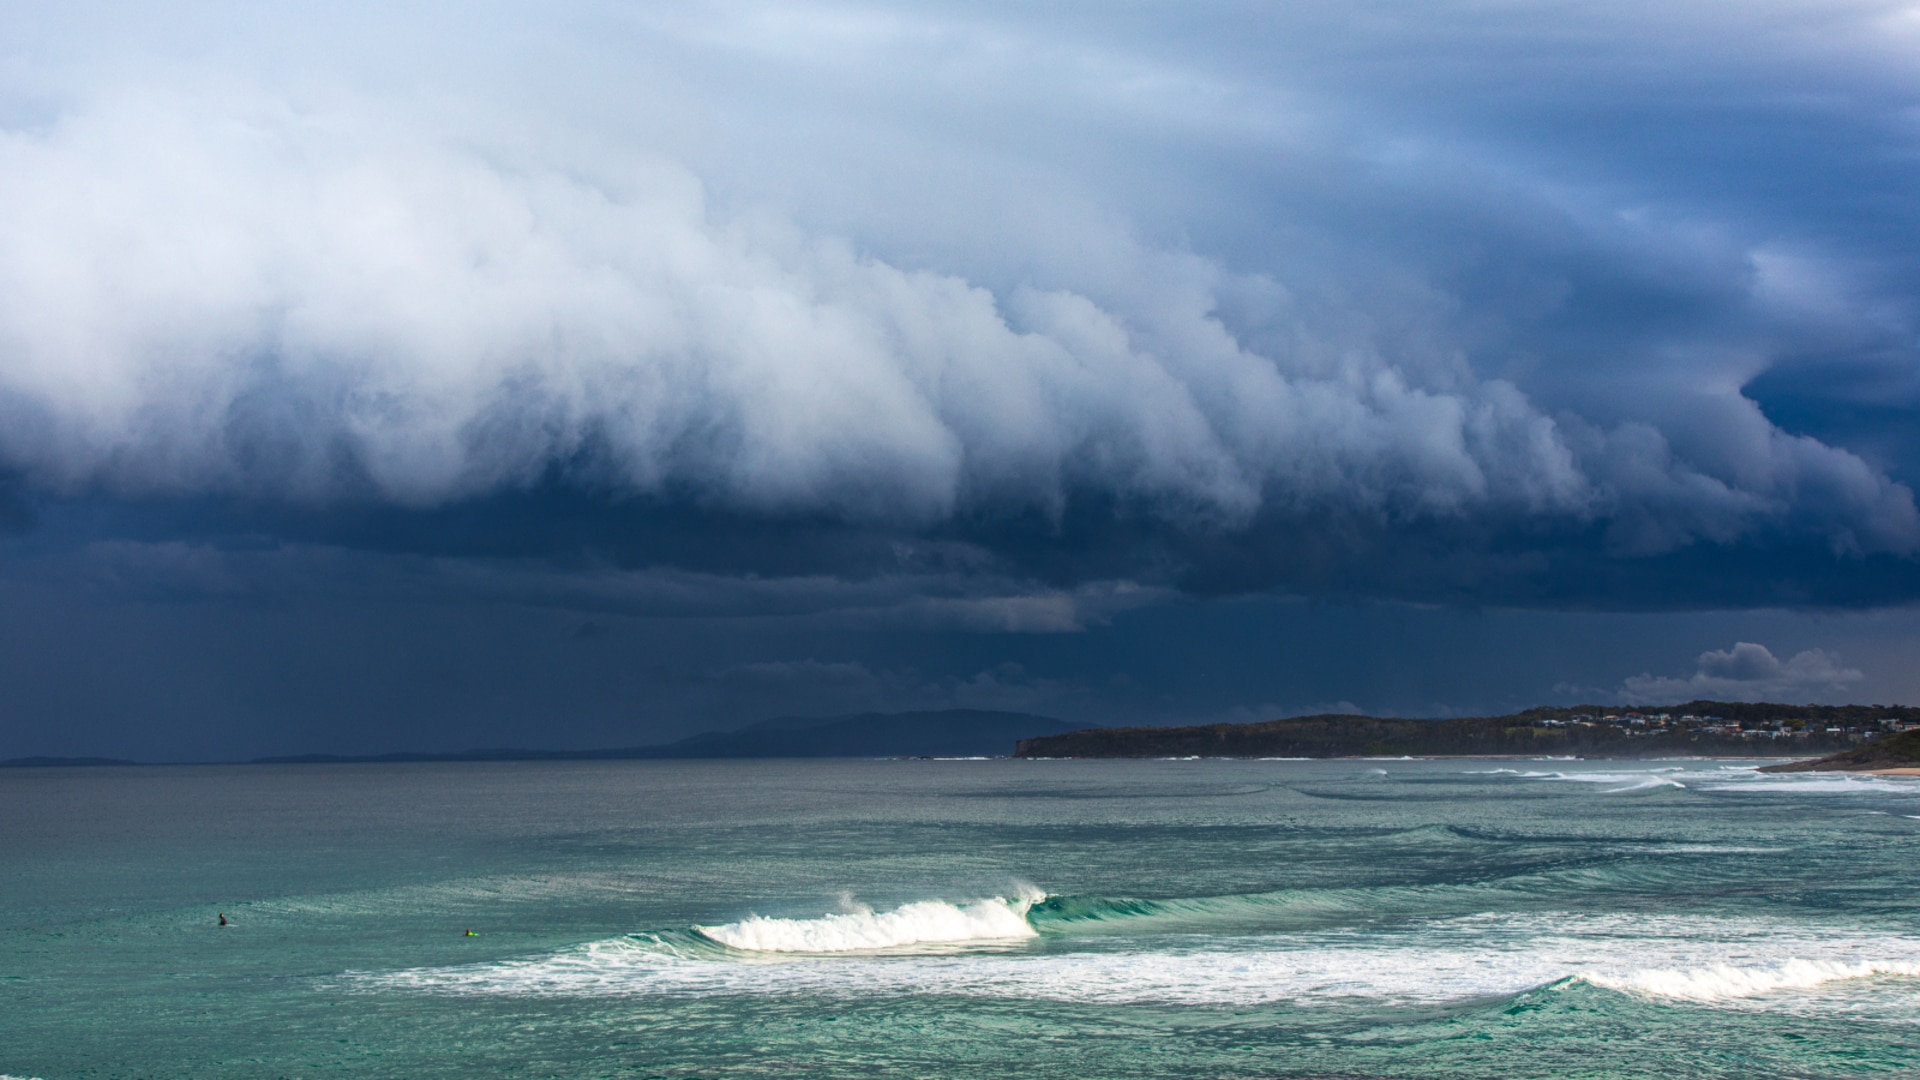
[5,1,1920,757]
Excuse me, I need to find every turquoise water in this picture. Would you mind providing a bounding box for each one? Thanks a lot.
[4,758,1919,1078]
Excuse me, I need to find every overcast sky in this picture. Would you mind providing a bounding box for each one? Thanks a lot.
[3,1,1919,759]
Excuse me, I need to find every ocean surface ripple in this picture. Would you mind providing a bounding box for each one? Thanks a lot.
[8,757,1920,1079]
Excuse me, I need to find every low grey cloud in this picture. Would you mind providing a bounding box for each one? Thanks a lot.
[9,531,1161,634]
[568,620,610,641]
[698,658,1090,720]
[1620,642,1867,705]
[1213,700,1367,725]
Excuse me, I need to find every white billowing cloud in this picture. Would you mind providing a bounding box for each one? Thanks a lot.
[0,0,1917,571]
[0,87,1568,517]
[0,83,1912,560]
[1621,642,1866,704]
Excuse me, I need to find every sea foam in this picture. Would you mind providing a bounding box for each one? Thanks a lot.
[696,892,1042,952]
[358,908,1920,1012]
[1491,763,1920,797]
[1583,958,1920,1002]
[1516,769,1687,792]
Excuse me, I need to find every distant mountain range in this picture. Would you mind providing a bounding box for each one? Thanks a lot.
[0,756,140,768]
[636,709,1085,758]
[244,709,1084,764]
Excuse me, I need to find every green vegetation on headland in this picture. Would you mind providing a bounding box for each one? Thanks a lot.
[1758,728,1920,772]
[1013,702,1920,760]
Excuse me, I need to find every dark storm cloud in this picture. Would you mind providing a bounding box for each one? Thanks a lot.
[2,503,1168,635]
[1,0,1918,613]
[26,485,1918,616]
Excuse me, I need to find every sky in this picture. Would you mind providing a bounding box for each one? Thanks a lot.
[2,0,1919,760]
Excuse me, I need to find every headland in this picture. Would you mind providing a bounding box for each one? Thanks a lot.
[1757,728,1920,773]
[1014,701,1920,761]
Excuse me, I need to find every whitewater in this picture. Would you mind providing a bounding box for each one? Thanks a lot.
[6,756,1920,1079]
[693,890,1043,951]
[365,903,1920,1011]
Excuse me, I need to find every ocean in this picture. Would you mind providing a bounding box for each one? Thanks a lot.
[3,757,1917,1078]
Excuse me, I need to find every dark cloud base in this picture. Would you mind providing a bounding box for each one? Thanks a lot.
[23,480,1920,613]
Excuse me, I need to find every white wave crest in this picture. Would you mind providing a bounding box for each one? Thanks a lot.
[1696,773,1920,794]
[1486,763,1920,796]
[1629,844,1787,855]
[1516,770,1687,792]
[696,892,1042,952]
[1585,958,1920,1002]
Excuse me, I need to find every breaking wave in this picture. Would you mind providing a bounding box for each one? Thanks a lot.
[1483,763,1920,796]
[1509,769,1689,792]
[696,891,1043,952]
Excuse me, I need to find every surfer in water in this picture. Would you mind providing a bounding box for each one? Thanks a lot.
[464,929,478,937]
[218,913,227,927]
